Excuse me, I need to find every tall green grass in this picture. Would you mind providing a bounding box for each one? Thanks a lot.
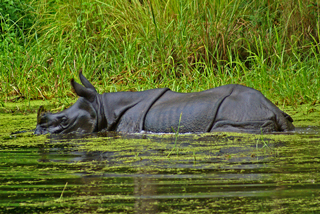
[1,0,320,106]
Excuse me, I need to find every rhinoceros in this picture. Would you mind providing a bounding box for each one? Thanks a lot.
[34,72,294,134]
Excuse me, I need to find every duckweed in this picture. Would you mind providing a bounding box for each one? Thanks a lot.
[1,102,320,213]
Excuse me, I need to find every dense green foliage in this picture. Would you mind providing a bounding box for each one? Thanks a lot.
[1,0,320,105]
[0,0,34,51]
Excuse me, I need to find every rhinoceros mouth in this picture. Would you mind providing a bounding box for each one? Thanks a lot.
[34,125,48,135]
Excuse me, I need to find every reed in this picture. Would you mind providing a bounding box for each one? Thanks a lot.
[1,0,320,106]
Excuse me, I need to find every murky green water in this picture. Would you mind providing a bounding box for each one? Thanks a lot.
[1,103,320,213]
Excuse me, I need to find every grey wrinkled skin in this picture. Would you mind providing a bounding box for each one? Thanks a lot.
[34,72,294,135]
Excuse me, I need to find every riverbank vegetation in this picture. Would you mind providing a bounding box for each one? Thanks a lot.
[1,0,320,107]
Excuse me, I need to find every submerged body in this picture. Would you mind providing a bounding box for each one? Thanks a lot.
[35,72,294,134]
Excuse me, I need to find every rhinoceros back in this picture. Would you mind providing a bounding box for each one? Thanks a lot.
[144,86,234,133]
[144,85,294,133]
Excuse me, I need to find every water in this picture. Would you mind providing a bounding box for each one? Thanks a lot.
[1,113,320,213]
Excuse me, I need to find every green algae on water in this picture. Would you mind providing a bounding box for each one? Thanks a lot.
[1,101,320,213]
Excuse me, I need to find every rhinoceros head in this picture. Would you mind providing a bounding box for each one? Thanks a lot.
[34,72,98,135]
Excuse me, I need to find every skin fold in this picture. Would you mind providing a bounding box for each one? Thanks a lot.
[35,72,294,135]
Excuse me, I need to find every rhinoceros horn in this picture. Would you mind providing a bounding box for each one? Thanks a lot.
[37,105,46,124]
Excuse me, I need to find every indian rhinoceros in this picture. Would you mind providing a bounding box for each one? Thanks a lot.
[34,71,294,134]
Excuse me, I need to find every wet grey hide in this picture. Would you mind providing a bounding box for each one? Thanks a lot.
[34,72,294,134]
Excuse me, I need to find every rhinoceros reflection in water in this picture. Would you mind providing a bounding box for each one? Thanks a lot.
[34,71,294,134]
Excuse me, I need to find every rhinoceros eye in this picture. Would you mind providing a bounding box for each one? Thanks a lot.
[61,116,68,126]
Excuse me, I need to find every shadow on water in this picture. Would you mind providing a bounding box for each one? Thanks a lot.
[1,113,320,213]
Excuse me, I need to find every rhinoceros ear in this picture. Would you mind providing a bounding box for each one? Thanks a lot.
[71,79,96,102]
[79,70,97,92]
